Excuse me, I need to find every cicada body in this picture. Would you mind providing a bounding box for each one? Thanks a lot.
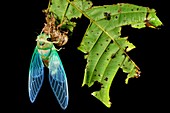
[28,33,69,110]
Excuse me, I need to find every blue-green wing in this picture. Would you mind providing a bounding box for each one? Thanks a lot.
[48,50,69,110]
[28,46,44,103]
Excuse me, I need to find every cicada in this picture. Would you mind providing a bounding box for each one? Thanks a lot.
[28,32,69,110]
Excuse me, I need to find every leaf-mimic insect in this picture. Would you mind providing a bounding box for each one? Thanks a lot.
[28,25,69,109]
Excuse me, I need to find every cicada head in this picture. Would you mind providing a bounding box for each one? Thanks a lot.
[36,33,53,50]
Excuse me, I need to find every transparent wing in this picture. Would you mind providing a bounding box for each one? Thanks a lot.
[48,50,69,110]
[28,46,44,103]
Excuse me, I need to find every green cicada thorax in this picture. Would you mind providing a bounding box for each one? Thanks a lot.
[36,33,54,62]
[36,33,53,50]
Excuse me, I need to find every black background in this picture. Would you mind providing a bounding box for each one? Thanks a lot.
[6,0,169,112]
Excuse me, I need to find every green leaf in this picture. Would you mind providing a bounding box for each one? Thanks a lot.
[44,0,162,108]
[48,0,92,32]
[77,3,162,107]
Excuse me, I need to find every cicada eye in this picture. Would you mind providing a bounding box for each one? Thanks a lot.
[47,37,52,42]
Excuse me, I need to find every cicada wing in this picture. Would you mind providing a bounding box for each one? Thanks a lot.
[28,46,44,103]
[48,50,69,110]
